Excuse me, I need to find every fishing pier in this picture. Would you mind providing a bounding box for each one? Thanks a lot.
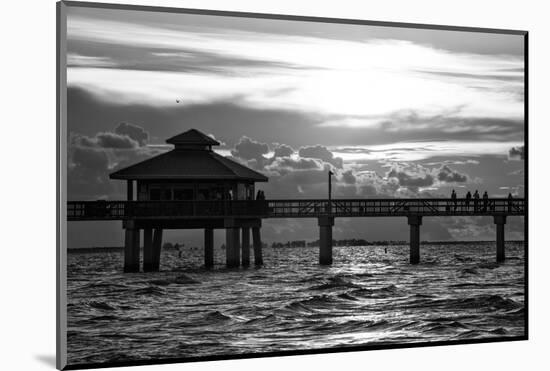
[67,129,526,272]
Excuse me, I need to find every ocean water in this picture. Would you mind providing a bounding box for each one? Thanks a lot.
[67,242,525,366]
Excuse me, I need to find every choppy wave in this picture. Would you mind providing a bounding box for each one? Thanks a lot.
[67,241,525,366]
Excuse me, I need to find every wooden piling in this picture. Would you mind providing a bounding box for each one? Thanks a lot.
[494,215,506,262]
[123,222,140,273]
[151,228,163,271]
[252,227,263,266]
[143,228,154,272]
[241,227,251,267]
[204,228,214,268]
[318,216,334,265]
[408,216,422,264]
[225,228,240,268]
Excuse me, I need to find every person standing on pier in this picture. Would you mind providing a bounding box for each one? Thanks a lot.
[473,190,480,211]
[483,191,489,212]
[465,191,472,211]
[257,190,267,214]
[451,189,457,211]
[508,193,514,212]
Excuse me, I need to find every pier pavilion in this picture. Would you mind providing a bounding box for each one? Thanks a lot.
[109,129,268,272]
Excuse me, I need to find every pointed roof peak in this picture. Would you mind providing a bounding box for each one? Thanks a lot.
[166,128,220,146]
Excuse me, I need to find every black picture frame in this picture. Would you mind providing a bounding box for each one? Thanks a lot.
[57,1,528,369]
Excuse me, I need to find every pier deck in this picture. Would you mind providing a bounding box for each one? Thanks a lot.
[67,198,524,221]
[66,198,525,270]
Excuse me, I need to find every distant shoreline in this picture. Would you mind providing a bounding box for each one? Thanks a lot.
[67,240,524,253]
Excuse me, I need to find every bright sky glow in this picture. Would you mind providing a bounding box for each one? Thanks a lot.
[67,14,524,128]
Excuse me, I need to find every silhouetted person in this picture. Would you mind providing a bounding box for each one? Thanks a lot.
[256,190,266,213]
[508,193,513,212]
[473,190,480,211]
[465,191,472,211]
[482,191,489,212]
[451,189,457,211]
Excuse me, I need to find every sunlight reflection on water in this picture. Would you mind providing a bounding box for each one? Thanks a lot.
[67,242,525,366]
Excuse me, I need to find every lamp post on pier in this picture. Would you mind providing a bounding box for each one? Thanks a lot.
[328,170,333,214]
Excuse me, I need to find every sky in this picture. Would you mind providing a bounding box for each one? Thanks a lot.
[65,6,525,248]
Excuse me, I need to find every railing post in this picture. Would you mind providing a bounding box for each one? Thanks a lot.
[408,215,422,264]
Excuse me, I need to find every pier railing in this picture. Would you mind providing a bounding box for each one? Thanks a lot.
[268,198,524,217]
[67,198,525,221]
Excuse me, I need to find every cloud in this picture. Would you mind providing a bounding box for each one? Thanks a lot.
[341,170,356,184]
[387,167,434,190]
[67,13,524,132]
[207,133,226,146]
[226,138,343,198]
[266,157,322,174]
[115,122,149,146]
[67,53,117,68]
[273,143,294,157]
[96,132,139,149]
[437,165,468,183]
[71,145,109,170]
[71,122,149,149]
[68,123,158,199]
[67,87,524,156]
[509,145,524,160]
[230,136,270,167]
[68,140,113,200]
[414,69,524,83]
[73,131,139,149]
[385,163,471,192]
[299,145,343,168]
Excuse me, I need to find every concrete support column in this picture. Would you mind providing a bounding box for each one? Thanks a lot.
[494,215,507,263]
[225,227,240,268]
[241,227,251,267]
[252,227,263,266]
[408,216,422,265]
[143,228,154,272]
[204,228,214,268]
[151,228,163,271]
[123,221,140,273]
[318,216,335,265]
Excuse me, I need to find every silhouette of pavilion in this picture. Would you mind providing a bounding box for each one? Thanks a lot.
[110,128,268,272]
